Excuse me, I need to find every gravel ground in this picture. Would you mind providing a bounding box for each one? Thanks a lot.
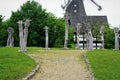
[29,50,90,80]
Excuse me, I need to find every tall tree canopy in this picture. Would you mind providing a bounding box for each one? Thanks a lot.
[104,25,114,49]
[0,1,73,47]
[0,0,115,49]
[0,15,7,46]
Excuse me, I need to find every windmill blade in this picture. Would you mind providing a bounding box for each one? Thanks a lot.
[61,0,67,10]
[98,6,102,11]
[61,5,65,10]
[61,0,72,10]
[64,0,67,5]
[90,0,102,11]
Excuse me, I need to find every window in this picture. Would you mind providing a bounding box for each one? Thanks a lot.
[74,4,77,7]
[74,10,77,13]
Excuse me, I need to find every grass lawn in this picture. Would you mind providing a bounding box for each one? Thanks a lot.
[87,50,120,80]
[0,47,36,80]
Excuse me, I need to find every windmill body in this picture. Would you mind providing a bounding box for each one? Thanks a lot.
[62,0,108,49]
[63,0,108,29]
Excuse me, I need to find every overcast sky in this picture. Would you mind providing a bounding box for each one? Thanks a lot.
[0,0,120,27]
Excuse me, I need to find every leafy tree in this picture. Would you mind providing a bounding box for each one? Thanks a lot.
[0,15,3,24]
[7,1,48,47]
[104,24,114,49]
[0,15,8,46]
[0,1,70,47]
[91,23,115,49]
[92,23,101,40]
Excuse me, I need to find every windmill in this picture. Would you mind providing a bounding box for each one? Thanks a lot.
[61,0,102,11]
[61,0,72,10]
[61,0,108,31]
[62,0,108,49]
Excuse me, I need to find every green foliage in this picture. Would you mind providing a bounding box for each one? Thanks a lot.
[104,25,114,49]
[91,23,100,36]
[87,50,120,80]
[0,1,68,47]
[91,23,115,49]
[91,23,101,40]
[0,47,36,80]
[68,26,74,48]
[0,15,3,24]
[9,1,48,47]
[0,15,8,46]
[47,17,65,48]
[0,0,115,48]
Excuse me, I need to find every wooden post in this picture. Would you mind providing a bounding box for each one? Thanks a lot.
[64,12,69,49]
[64,22,68,49]
[76,23,81,48]
[87,23,93,51]
[17,20,24,52]
[100,25,104,49]
[45,26,49,50]
[114,27,119,50]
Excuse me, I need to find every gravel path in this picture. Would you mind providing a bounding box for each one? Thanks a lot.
[29,50,90,80]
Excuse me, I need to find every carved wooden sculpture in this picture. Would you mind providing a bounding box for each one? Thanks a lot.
[45,26,49,50]
[76,23,81,48]
[114,27,119,50]
[7,27,14,47]
[64,12,69,49]
[17,19,30,52]
[87,23,93,50]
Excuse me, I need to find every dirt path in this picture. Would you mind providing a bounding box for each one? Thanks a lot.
[29,50,90,80]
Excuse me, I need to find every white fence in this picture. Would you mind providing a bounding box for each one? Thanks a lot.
[78,35,102,49]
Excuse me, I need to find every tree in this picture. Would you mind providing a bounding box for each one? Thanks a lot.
[7,1,48,47]
[104,24,114,49]
[91,23,115,49]
[0,1,69,47]
[0,15,8,46]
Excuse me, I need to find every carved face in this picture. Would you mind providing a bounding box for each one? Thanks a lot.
[17,21,23,27]
[25,19,30,27]
[74,4,77,7]
[7,27,14,33]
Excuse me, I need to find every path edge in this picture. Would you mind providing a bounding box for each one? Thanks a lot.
[22,53,40,80]
[82,52,95,80]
